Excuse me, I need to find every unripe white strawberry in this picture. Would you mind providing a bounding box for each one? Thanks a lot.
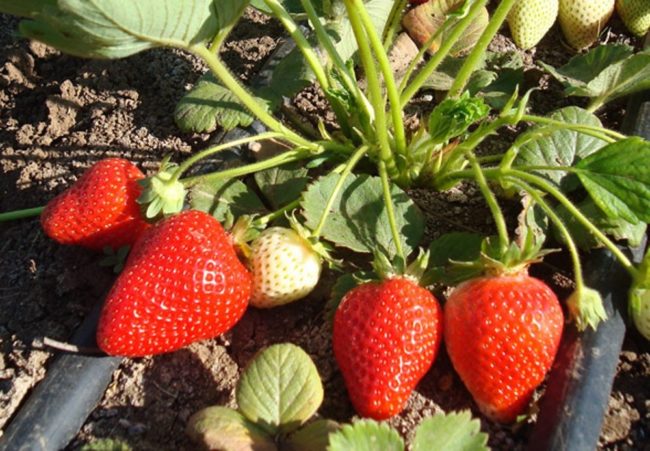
[249,227,322,308]
[508,0,559,49]
[559,0,615,50]
[616,0,650,37]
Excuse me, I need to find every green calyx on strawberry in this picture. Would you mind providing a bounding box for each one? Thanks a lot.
[137,156,186,220]
[616,0,650,37]
[41,158,149,251]
[332,251,443,419]
[97,209,252,357]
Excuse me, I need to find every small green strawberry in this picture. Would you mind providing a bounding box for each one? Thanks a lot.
[559,0,615,50]
[507,0,559,49]
[249,227,322,308]
[616,0,650,37]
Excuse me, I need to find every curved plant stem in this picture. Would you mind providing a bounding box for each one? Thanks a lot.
[180,149,311,188]
[264,0,330,91]
[521,114,627,141]
[468,153,509,256]
[512,179,585,289]
[254,199,301,227]
[298,0,369,111]
[344,0,398,178]
[313,146,369,238]
[356,2,407,155]
[447,0,517,98]
[171,132,283,183]
[400,0,488,107]
[190,45,313,150]
[378,160,405,262]
[0,206,45,222]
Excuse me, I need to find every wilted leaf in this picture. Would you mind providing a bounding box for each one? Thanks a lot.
[186,406,276,451]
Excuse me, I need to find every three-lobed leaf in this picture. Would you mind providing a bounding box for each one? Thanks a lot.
[412,411,488,451]
[327,420,404,451]
[237,343,324,435]
[575,137,650,224]
[301,173,424,258]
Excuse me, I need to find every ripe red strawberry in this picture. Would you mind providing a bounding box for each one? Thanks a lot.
[41,158,148,251]
[444,274,564,422]
[97,210,252,357]
[332,277,443,419]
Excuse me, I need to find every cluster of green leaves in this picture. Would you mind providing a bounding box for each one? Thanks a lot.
[187,342,488,451]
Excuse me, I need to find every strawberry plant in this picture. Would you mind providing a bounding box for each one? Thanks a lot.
[0,0,650,436]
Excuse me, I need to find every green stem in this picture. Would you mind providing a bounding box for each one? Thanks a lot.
[298,0,368,109]
[171,132,283,183]
[513,179,584,289]
[355,1,407,155]
[382,0,408,49]
[587,97,606,113]
[313,146,369,238]
[468,153,509,256]
[264,0,330,91]
[190,45,313,150]
[0,206,45,222]
[181,148,310,188]
[343,0,398,178]
[254,199,301,227]
[521,114,625,142]
[447,0,517,98]
[379,160,405,262]
[400,0,488,107]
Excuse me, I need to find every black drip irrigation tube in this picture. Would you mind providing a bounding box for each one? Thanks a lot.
[528,89,650,450]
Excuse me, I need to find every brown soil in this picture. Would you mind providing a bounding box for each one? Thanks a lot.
[0,8,648,451]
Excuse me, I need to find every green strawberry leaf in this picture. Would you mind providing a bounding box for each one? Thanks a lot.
[326,420,404,451]
[426,232,483,285]
[175,73,262,133]
[284,419,341,451]
[249,0,306,16]
[189,179,267,226]
[186,406,276,451]
[412,411,488,451]
[237,343,324,435]
[513,106,608,191]
[256,44,315,110]
[575,137,650,224]
[329,0,395,62]
[254,162,310,210]
[554,198,647,250]
[630,248,650,340]
[540,44,634,88]
[0,0,57,18]
[19,0,220,59]
[301,173,425,258]
[566,50,650,105]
